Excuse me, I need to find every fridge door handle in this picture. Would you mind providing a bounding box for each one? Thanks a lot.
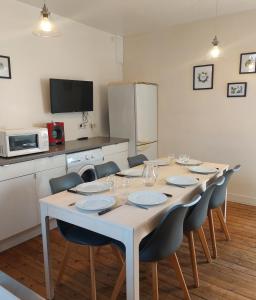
[137,144,150,152]
[137,140,157,146]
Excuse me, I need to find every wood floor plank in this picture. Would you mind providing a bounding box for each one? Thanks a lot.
[0,202,255,299]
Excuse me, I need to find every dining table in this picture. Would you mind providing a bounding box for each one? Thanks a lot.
[40,160,229,300]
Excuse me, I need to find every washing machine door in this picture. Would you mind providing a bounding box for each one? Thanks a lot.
[78,164,97,182]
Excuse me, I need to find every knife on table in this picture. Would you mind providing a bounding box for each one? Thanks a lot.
[98,204,123,216]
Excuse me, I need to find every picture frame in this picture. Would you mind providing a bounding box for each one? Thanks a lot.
[193,64,214,90]
[239,52,256,74]
[227,82,247,98]
[0,55,11,79]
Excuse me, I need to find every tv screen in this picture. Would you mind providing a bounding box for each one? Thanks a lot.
[50,79,93,113]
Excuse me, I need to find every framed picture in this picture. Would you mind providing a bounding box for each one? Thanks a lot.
[227,82,247,98]
[0,55,11,79]
[193,64,214,90]
[239,52,256,74]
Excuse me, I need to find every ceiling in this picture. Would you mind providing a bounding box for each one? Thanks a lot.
[18,0,256,36]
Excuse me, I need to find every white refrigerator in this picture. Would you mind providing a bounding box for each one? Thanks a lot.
[108,83,158,160]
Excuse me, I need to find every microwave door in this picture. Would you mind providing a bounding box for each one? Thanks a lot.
[8,134,39,153]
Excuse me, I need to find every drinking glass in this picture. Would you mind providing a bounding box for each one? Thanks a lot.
[106,175,116,191]
[179,154,190,163]
[168,153,175,165]
[122,176,130,188]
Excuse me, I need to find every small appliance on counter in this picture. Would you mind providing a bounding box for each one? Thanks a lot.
[47,122,65,146]
[0,128,49,157]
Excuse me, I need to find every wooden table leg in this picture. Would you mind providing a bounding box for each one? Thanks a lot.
[125,232,140,300]
[40,206,54,300]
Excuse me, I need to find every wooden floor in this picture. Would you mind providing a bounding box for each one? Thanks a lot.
[0,202,255,300]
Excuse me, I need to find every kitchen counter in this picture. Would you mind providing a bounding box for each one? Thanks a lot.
[0,137,129,166]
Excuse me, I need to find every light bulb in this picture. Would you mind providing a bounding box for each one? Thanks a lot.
[32,3,60,37]
[210,35,221,58]
[210,45,221,58]
[39,16,52,32]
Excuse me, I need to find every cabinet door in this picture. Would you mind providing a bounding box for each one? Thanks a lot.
[0,175,38,241]
[103,143,129,170]
[104,152,128,171]
[36,167,66,199]
[137,141,158,160]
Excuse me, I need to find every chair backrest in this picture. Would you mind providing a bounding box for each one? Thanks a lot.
[139,194,201,262]
[184,176,225,232]
[209,165,240,209]
[49,172,84,236]
[49,172,83,194]
[94,161,121,179]
[128,154,148,168]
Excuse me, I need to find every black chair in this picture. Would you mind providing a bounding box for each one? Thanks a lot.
[111,194,201,300]
[127,154,148,168]
[94,161,121,179]
[184,176,225,287]
[208,165,240,258]
[49,172,123,300]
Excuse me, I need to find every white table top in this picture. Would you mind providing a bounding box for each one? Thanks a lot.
[40,161,228,239]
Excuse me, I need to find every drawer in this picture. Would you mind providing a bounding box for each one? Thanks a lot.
[102,142,128,155]
[35,155,66,172]
[0,160,35,182]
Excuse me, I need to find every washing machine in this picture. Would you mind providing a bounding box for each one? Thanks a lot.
[66,148,104,182]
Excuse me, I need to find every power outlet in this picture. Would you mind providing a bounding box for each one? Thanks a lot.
[79,123,86,129]
[90,122,96,129]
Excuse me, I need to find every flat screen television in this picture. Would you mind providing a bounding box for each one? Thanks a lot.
[50,78,93,113]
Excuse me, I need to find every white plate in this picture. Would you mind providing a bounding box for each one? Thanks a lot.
[120,168,143,177]
[166,175,199,186]
[175,159,202,166]
[149,159,170,166]
[75,195,116,211]
[188,166,218,174]
[76,182,111,194]
[128,191,168,206]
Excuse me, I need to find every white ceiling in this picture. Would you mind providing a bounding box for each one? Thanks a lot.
[18,0,256,36]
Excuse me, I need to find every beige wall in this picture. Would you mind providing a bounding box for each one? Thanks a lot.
[124,10,256,205]
[0,0,122,140]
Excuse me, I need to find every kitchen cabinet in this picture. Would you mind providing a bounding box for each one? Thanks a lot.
[0,174,38,241]
[0,141,129,249]
[102,142,129,170]
[0,155,66,245]
[36,167,66,199]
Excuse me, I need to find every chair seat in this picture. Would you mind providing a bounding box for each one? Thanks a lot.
[58,220,111,246]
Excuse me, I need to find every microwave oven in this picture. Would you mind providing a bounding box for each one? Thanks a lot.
[0,128,49,157]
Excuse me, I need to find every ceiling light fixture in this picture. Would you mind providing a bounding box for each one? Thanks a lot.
[210,0,221,58]
[33,1,60,37]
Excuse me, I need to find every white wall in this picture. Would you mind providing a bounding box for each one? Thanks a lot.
[124,10,256,205]
[0,0,122,140]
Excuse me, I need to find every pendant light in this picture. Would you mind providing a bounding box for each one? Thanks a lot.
[210,0,221,58]
[33,1,60,37]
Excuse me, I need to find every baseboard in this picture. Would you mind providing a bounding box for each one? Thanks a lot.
[0,219,57,253]
[228,193,256,206]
